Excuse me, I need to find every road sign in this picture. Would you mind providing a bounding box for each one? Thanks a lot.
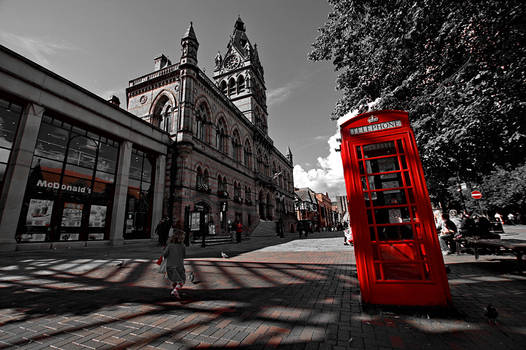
[471,190,482,199]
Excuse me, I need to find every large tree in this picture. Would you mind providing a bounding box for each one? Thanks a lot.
[310,0,525,212]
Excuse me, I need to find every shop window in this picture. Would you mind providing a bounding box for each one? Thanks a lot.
[125,148,154,239]
[0,97,24,195]
[18,114,119,243]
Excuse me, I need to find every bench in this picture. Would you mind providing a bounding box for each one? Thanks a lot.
[464,237,526,271]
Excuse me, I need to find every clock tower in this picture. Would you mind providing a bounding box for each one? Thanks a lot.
[213,17,268,134]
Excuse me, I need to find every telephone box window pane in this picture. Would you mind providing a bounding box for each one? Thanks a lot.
[366,157,400,174]
[396,139,404,153]
[400,155,408,169]
[383,264,423,280]
[372,189,407,206]
[359,161,364,174]
[363,141,396,158]
[377,224,413,241]
[403,171,412,186]
[369,172,403,191]
[356,146,363,159]
[367,209,373,224]
[377,242,417,261]
[373,207,411,224]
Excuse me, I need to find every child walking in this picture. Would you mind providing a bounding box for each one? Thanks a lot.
[163,231,186,298]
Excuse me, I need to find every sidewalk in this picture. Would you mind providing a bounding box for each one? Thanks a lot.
[0,228,525,349]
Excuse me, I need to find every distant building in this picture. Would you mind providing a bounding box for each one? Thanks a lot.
[315,192,334,230]
[294,187,319,228]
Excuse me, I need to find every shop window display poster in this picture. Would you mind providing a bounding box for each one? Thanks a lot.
[26,199,54,226]
[89,205,106,227]
[61,202,83,227]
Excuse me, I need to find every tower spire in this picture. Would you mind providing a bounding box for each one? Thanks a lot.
[180,22,199,66]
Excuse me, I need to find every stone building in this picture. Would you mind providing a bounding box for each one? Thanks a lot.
[126,18,295,239]
[0,18,294,251]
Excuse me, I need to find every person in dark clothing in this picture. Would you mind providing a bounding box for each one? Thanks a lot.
[235,220,243,243]
[155,218,166,246]
[459,211,476,238]
[156,217,171,246]
[476,215,500,239]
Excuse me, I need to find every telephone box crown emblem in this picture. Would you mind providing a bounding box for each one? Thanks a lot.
[367,115,378,123]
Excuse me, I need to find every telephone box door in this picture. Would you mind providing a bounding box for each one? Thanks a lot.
[340,110,450,306]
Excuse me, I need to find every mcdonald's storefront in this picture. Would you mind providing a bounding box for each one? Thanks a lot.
[0,45,169,251]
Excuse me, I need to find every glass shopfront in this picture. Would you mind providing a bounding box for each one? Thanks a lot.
[124,148,154,239]
[0,96,24,196]
[17,113,119,242]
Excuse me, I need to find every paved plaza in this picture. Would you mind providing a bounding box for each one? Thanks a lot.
[1,227,525,349]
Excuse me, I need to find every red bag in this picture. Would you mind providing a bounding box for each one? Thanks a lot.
[156,256,163,265]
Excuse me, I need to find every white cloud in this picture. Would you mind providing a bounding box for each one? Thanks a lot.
[0,32,79,68]
[267,80,302,106]
[293,130,346,199]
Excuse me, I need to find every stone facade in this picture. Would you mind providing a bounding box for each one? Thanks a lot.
[126,19,295,238]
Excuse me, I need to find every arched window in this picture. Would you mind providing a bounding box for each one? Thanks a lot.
[246,187,251,204]
[237,75,245,93]
[264,155,270,177]
[234,181,241,202]
[196,167,203,189]
[195,103,209,142]
[244,140,252,169]
[232,130,241,161]
[216,118,227,153]
[152,95,177,133]
[272,162,277,183]
[228,78,236,96]
[203,169,210,191]
[220,80,227,95]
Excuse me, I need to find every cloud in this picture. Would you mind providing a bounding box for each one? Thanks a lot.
[0,32,79,68]
[293,130,346,199]
[267,80,302,106]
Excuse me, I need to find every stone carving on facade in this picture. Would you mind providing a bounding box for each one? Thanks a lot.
[214,51,222,70]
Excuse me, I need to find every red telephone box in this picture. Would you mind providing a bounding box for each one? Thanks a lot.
[340,110,451,306]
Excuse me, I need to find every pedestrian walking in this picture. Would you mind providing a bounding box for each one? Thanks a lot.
[155,218,166,246]
[235,220,243,243]
[163,231,186,298]
[158,217,171,246]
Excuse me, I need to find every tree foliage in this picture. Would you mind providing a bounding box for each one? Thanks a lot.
[310,0,526,210]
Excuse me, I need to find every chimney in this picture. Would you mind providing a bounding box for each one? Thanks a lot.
[154,54,171,70]
[108,95,120,107]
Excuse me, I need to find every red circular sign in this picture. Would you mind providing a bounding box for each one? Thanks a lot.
[471,190,482,199]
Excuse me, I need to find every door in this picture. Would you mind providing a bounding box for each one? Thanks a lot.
[355,135,431,283]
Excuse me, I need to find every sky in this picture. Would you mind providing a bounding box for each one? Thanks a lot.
[0,0,348,199]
